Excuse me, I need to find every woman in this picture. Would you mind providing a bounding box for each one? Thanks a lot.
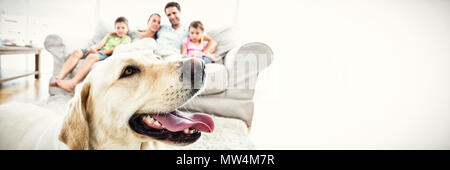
[130,13,161,41]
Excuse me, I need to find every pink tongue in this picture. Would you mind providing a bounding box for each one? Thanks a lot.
[151,110,215,133]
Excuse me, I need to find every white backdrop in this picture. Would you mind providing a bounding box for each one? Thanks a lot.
[245,0,449,149]
[97,0,237,31]
[1,0,449,149]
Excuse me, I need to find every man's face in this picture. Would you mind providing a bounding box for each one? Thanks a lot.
[165,7,181,27]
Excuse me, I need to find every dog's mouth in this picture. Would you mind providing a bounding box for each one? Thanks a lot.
[129,110,214,144]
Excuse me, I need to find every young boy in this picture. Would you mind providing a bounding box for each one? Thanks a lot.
[50,16,132,92]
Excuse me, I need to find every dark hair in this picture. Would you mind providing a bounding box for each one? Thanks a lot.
[164,2,181,13]
[189,21,204,31]
[115,16,129,26]
[147,13,160,23]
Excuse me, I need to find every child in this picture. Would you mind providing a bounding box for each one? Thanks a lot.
[181,21,215,64]
[50,16,132,92]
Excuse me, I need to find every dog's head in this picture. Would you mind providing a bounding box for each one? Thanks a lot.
[58,52,214,150]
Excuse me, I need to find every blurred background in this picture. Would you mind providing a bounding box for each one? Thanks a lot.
[1,0,449,149]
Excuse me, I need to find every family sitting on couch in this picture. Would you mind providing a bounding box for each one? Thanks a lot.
[50,1,218,92]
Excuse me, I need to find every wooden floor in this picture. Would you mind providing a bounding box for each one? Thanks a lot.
[0,49,54,104]
[0,74,51,104]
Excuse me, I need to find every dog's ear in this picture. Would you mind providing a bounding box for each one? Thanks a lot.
[59,81,91,150]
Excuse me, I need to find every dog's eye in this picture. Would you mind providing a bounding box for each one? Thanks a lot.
[120,66,140,78]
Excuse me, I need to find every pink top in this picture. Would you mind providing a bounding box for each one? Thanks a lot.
[183,37,209,56]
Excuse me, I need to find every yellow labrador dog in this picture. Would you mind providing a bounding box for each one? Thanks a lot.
[0,51,214,150]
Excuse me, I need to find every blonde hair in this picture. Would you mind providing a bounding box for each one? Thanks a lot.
[189,21,205,44]
[189,21,204,31]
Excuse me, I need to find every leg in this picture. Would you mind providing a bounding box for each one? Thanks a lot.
[56,54,100,92]
[58,49,86,79]
[50,49,85,86]
[201,56,212,64]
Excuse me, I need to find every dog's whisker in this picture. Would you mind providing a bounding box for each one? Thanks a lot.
[181,106,189,113]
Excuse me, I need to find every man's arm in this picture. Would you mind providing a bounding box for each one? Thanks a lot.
[181,44,188,56]
[203,35,218,54]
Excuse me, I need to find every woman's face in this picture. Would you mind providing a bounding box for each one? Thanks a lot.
[147,15,161,32]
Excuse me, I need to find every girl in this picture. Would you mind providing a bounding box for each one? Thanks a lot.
[181,21,215,63]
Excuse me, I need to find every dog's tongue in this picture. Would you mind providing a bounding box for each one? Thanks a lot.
[152,110,214,133]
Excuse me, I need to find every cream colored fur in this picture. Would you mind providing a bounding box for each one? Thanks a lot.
[0,46,201,149]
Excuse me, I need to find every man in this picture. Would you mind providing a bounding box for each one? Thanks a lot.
[156,2,218,60]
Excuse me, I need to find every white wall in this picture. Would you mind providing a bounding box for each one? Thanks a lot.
[0,0,97,72]
[0,0,237,45]
[1,0,448,149]
[97,0,237,32]
[0,0,97,46]
[1,0,237,76]
[242,0,450,149]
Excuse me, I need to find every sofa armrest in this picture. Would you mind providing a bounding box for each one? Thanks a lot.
[187,42,273,126]
[44,34,68,76]
[224,42,274,96]
[44,34,92,96]
[44,34,92,76]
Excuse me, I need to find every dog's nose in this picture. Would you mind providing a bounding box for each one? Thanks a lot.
[181,58,205,90]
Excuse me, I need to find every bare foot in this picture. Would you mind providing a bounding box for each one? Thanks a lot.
[49,81,57,86]
[56,79,76,92]
[49,77,61,86]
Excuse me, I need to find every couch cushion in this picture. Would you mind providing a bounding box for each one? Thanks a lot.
[206,26,237,64]
[180,94,255,126]
[91,20,112,45]
[44,34,93,76]
[200,63,228,95]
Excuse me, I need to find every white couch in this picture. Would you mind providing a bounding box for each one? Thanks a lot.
[44,22,273,127]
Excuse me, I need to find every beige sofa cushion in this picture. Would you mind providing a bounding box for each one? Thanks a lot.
[200,63,228,95]
[206,26,237,63]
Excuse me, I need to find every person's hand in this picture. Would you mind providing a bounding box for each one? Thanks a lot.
[188,53,196,57]
[87,46,97,54]
[203,52,216,62]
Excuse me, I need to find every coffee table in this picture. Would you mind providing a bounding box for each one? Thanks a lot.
[0,46,41,83]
